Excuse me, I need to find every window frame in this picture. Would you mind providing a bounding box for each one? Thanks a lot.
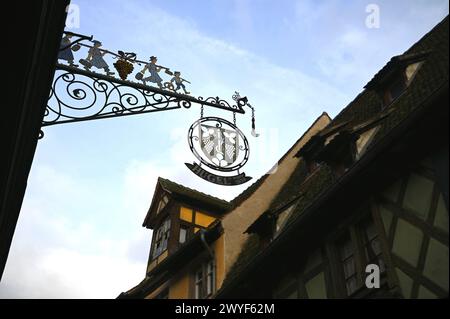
[383,73,407,106]
[375,160,449,298]
[336,229,361,296]
[273,200,299,238]
[178,206,217,247]
[329,211,388,298]
[178,222,190,245]
[382,60,424,108]
[193,259,215,299]
[151,217,171,260]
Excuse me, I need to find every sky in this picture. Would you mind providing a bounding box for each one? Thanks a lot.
[0,0,448,298]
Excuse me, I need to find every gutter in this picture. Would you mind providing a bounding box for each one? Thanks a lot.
[201,229,217,294]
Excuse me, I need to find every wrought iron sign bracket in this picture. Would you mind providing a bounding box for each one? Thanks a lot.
[43,64,245,131]
[42,32,258,185]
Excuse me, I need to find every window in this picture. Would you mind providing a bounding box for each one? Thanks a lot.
[315,131,358,176]
[337,232,359,296]
[405,62,422,82]
[360,217,386,273]
[156,195,169,214]
[179,225,188,244]
[335,215,386,296]
[194,268,203,299]
[206,261,214,296]
[356,126,379,159]
[274,202,297,237]
[194,260,215,299]
[178,207,217,246]
[383,61,423,107]
[384,76,407,105]
[152,218,171,259]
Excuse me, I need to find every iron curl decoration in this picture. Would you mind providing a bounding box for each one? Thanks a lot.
[48,31,247,129]
[43,65,245,128]
[44,69,187,126]
[196,96,241,112]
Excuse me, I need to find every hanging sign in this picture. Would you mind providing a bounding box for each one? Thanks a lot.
[185,116,252,185]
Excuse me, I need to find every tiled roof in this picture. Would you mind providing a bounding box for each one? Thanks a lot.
[364,50,432,90]
[222,164,335,289]
[229,112,331,209]
[267,160,309,211]
[158,177,231,212]
[218,15,449,296]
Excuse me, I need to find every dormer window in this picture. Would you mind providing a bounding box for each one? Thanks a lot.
[156,195,169,214]
[355,126,379,159]
[383,61,423,106]
[316,131,358,176]
[295,134,326,174]
[364,51,430,108]
[405,61,422,82]
[274,202,297,237]
[383,74,407,105]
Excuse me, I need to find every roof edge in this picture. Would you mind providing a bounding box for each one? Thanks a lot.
[230,111,331,209]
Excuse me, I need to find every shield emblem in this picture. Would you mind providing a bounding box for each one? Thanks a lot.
[200,124,239,167]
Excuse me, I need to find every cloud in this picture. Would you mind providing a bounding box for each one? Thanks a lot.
[2,0,447,298]
[0,165,148,298]
[0,245,143,299]
[291,0,449,92]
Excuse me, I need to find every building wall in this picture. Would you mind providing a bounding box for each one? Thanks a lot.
[169,274,190,299]
[220,113,332,287]
[214,235,225,291]
[264,148,449,299]
[143,205,222,299]
[375,156,449,298]
[145,281,170,299]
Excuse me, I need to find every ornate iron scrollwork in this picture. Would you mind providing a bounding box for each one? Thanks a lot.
[43,65,245,127]
[44,31,253,133]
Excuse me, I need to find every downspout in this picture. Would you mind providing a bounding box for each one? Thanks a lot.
[200,229,216,296]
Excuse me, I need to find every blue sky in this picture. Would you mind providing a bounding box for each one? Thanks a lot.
[0,0,447,298]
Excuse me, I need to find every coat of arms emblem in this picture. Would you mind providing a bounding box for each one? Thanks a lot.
[186,117,252,185]
[200,124,238,167]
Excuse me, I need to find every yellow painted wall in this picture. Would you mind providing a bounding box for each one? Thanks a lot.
[214,235,225,290]
[195,212,216,227]
[180,207,217,228]
[180,207,193,222]
[147,250,168,273]
[147,259,157,273]
[158,250,168,263]
[169,274,190,299]
[168,235,224,298]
